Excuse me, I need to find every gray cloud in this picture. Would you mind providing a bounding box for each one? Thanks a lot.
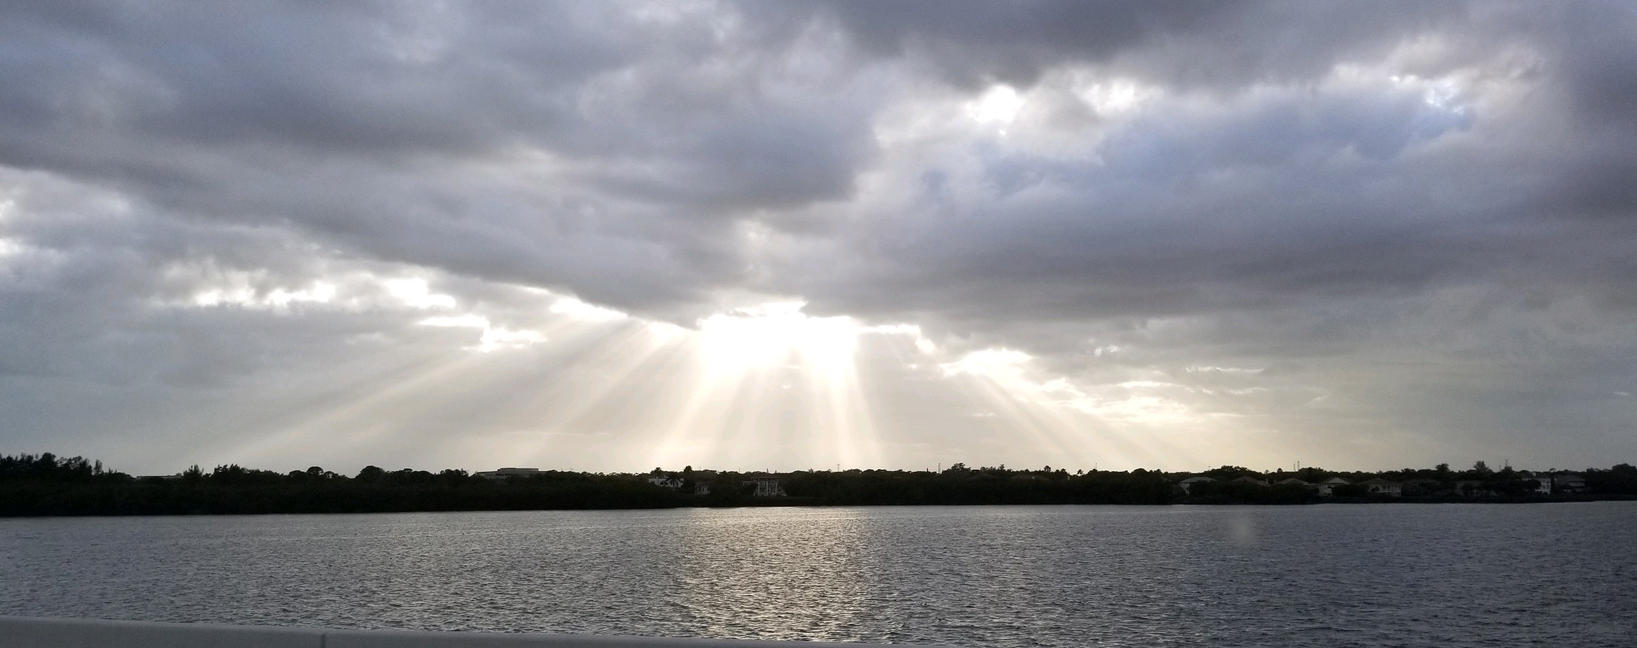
[819,1,1470,90]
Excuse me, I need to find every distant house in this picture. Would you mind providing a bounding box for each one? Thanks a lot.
[1275,478,1312,488]
[1401,478,1445,497]
[1178,476,1215,494]
[1453,480,1492,498]
[1552,472,1588,494]
[1521,472,1552,495]
[474,467,540,480]
[1358,478,1402,497]
[646,475,684,489]
[1230,476,1270,487]
[1316,477,1350,496]
[742,475,786,497]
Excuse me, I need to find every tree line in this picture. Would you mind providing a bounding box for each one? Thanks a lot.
[2,453,1634,516]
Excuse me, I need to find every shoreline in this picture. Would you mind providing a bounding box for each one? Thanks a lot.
[3,494,1633,519]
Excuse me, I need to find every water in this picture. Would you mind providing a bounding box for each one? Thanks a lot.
[1,503,1633,647]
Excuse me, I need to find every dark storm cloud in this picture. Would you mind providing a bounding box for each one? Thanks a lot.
[819,0,1467,89]
[781,2,1637,331]
[6,1,1627,322]
[0,1,875,315]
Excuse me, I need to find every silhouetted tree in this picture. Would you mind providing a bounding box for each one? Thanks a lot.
[4,452,1633,517]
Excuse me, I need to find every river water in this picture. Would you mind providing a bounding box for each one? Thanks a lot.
[1,503,1633,647]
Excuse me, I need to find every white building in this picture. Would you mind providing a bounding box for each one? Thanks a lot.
[1316,477,1350,496]
[1552,472,1588,494]
[743,477,786,497]
[1358,478,1402,497]
[1178,476,1215,494]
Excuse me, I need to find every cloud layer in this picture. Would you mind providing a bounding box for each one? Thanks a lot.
[2,1,1634,474]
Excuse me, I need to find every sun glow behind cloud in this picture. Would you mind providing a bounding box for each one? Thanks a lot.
[62,238,1396,474]
[167,276,1217,473]
[647,301,888,469]
[221,291,1202,474]
[696,302,854,370]
[177,288,950,472]
[967,85,1025,128]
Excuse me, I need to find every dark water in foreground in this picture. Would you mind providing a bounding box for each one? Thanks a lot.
[1,503,1633,647]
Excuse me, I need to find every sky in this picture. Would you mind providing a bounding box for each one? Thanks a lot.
[1,1,1634,476]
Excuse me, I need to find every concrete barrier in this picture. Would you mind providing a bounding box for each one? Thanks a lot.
[0,617,947,648]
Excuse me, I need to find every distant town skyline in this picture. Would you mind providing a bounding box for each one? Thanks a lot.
[2,2,1635,476]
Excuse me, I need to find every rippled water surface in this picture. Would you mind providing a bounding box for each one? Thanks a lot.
[2,503,1634,646]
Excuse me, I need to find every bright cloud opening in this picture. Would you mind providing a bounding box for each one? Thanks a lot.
[419,313,546,353]
[384,278,457,310]
[696,301,859,371]
[189,279,337,311]
[967,85,1025,127]
[550,296,629,322]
